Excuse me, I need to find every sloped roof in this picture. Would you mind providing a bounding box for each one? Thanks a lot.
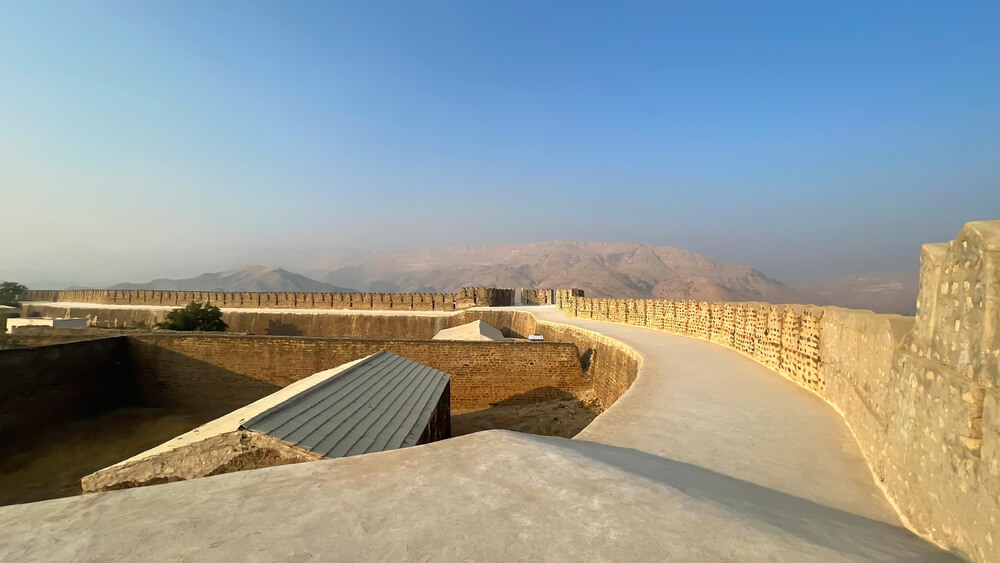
[240,350,450,458]
[433,320,506,341]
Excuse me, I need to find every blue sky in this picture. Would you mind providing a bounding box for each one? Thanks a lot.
[2,1,998,285]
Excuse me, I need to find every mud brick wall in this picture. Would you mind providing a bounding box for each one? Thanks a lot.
[553,220,1000,563]
[0,337,134,444]
[128,334,586,413]
[18,287,515,311]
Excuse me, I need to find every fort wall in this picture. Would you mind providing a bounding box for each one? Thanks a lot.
[18,287,515,311]
[553,221,1000,563]
[17,304,452,338]
[12,308,643,413]
[0,337,134,444]
[127,334,587,413]
[457,309,641,408]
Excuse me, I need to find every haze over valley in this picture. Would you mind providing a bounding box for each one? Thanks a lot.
[13,241,919,314]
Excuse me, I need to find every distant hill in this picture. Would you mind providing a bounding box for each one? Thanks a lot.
[111,266,356,293]
[297,241,816,304]
[791,271,918,315]
[104,248,920,315]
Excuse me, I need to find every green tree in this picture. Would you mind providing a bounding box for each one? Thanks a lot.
[0,282,27,306]
[157,302,228,332]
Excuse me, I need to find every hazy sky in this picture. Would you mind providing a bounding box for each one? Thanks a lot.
[2,1,998,287]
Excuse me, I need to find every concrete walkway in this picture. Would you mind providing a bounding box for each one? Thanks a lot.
[526,307,901,524]
[0,307,957,562]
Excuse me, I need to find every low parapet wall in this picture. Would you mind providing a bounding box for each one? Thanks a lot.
[18,287,515,311]
[555,221,1000,563]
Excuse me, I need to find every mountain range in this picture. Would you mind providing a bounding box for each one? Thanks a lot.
[110,266,356,293]
[298,241,812,303]
[28,242,918,314]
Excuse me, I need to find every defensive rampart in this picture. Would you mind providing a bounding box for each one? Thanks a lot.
[17,287,515,311]
[554,221,999,563]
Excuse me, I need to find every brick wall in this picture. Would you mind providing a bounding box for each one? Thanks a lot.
[15,306,641,411]
[128,334,587,413]
[0,337,134,445]
[19,287,515,311]
[454,309,641,408]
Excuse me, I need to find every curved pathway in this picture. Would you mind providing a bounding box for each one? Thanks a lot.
[526,306,899,524]
[0,306,956,562]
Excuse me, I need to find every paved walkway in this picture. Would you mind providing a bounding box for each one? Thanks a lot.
[526,307,900,524]
[0,307,956,561]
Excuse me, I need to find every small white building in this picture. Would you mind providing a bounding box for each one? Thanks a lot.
[6,317,88,334]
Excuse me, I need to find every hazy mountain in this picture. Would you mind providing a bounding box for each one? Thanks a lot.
[92,246,920,314]
[791,271,918,315]
[293,241,817,304]
[0,269,85,290]
[111,266,356,293]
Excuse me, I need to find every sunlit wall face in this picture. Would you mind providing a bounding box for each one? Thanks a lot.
[2,1,998,288]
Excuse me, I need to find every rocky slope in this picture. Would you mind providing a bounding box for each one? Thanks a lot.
[111,266,356,293]
[300,241,814,304]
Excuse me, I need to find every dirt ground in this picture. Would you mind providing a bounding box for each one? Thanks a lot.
[452,390,603,438]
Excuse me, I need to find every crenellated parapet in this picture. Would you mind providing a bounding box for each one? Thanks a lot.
[17,287,516,311]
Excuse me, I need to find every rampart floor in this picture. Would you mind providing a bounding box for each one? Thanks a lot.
[0,306,956,561]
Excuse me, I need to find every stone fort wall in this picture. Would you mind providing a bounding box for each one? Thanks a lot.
[11,309,640,419]
[13,307,647,417]
[554,221,1000,563]
[2,334,587,416]
[18,287,515,311]
[0,337,134,443]
[127,334,587,413]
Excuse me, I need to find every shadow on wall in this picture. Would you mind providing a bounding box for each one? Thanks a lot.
[452,386,600,438]
[542,436,960,562]
[265,320,304,336]
[127,340,282,410]
[0,406,222,507]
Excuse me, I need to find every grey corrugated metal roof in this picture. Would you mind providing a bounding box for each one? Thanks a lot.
[240,350,450,458]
